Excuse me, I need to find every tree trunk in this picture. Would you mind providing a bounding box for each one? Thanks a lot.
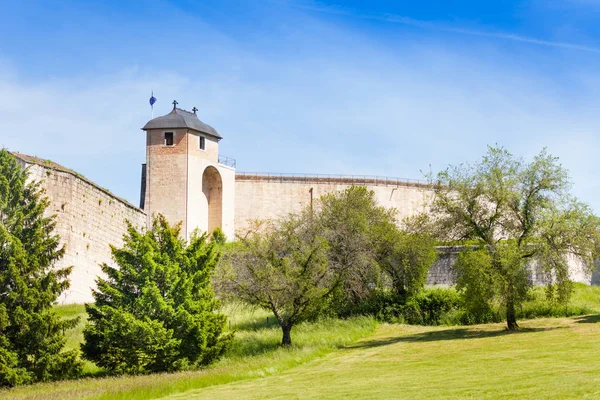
[281,324,292,346]
[393,279,407,301]
[506,299,519,330]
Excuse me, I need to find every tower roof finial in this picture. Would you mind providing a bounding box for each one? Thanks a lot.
[172,100,178,109]
[192,107,198,115]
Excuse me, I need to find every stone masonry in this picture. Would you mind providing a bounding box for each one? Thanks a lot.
[14,154,146,304]
[9,107,593,303]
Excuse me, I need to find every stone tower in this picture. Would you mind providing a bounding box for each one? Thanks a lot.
[141,102,235,240]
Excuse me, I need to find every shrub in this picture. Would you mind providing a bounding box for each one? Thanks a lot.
[82,215,233,374]
[352,287,461,326]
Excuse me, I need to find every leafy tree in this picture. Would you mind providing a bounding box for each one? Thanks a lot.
[0,149,81,386]
[317,186,397,309]
[217,214,332,346]
[82,215,232,374]
[317,187,437,309]
[429,146,600,329]
[378,228,438,300]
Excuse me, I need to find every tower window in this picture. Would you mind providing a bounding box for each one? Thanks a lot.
[199,136,206,150]
[164,132,174,146]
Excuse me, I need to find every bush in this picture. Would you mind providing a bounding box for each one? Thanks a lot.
[350,282,595,327]
[82,215,233,375]
[352,287,461,326]
[411,288,461,325]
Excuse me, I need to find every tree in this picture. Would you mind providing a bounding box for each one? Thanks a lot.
[378,228,438,300]
[82,215,232,374]
[317,186,397,310]
[217,214,333,346]
[0,149,82,386]
[429,146,600,329]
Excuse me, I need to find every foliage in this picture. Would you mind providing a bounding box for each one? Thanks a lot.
[353,287,461,325]
[82,215,232,374]
[316,186,397,309]
[428,146,600,329]
[219,186,439,336]
[217,214,333,346]
[211,227,227,245]
[378,228,438,300]
[0,149,82,387]
[1,304,376,400]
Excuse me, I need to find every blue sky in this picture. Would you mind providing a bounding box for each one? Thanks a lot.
[1,0,599,210]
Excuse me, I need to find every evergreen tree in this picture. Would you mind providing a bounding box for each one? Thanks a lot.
[0,149,81,387]
[82,215,232,374]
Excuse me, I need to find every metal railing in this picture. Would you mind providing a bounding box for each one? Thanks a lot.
[218,155,236,168]
[235,172,428,187]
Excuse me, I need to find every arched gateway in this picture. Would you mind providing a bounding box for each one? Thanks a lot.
[202,166,223,234]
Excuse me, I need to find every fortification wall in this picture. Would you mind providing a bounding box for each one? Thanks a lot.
[235,175,593,285]
[234,174,432,232]
[15,155,146,304]
[427,247,591,286]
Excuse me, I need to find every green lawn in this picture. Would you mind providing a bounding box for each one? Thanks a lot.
[3,285,600,399]
[0,305,376,400]
[165,316,600,399]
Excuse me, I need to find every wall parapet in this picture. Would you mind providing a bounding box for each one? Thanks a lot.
[12,152,145,214]
[236,172,429,188]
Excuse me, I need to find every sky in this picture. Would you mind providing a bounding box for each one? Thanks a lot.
[0,0,599,210]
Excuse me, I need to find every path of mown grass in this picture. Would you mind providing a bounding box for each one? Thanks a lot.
[0,305,376,400]
[167,316,600,399]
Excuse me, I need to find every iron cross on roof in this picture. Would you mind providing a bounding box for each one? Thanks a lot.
[172,100,178,109]
[192,107,198,114]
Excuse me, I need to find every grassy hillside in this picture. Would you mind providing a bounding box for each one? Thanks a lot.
[0,305,376,400]
[2,284,600,399]
[166,317,600,399]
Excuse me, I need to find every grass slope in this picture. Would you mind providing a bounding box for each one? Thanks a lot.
[169,316,600,399]
[0,305,375,400]
[3,284,600,399]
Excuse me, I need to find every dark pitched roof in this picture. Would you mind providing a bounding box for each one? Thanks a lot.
[142,108,222,139]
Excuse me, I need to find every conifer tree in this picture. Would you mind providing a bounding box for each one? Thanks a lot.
[0,149,81,387]
[82,215,232,374]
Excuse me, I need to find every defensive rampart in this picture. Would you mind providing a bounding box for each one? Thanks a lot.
[234,173,432,232]
[14,154,147,304]
[234,174,592,285]
[8,159,592,304]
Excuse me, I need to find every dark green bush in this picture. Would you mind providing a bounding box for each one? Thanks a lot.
[412,288,461,325]
[348,283,594,327]
[82,215,233,375]
[351,287,462,326]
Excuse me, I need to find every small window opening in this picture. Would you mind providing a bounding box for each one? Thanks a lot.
[199,136,206,150]
[164,132,174,146]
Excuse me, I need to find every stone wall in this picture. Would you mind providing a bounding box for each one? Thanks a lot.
[427,247,592,286]
[235,176,593,286]
[427,248,459,285]
[234,174,432,232]
[9,153,593,304]
[14,154,147,304]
